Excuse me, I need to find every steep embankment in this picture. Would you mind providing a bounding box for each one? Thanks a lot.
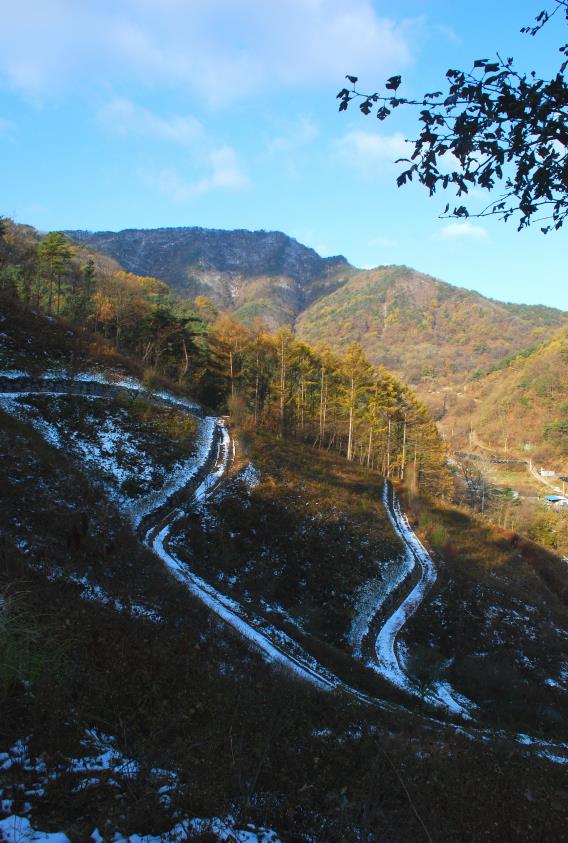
[296,265,567,388]
[66,226,352,328]
[4,366,564,749]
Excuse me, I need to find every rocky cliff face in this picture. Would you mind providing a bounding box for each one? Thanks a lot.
[66,227,351,324]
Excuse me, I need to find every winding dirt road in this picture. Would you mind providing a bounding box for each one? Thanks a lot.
[1,373,567,764]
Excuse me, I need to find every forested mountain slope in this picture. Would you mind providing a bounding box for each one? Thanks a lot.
[441,324,568,469]
[296,265,568,387]
[66,228,568,390]
[66,226,351,328]
[1,302,568,840]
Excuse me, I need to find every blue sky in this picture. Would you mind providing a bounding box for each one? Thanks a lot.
[1,0,566,309]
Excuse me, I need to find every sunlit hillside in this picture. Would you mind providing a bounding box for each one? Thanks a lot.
[296,265,567,387]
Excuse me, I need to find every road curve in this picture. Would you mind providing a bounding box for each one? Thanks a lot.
[374,483,475,719]
[1,375,566,762]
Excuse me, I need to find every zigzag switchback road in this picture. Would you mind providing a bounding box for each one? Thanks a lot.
[0,371,567,767]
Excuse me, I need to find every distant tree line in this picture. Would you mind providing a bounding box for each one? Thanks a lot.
[0,219,449,496]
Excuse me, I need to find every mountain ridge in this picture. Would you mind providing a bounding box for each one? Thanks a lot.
[66,226,352,325]
[296,264,568,387]
[63,225,568,400]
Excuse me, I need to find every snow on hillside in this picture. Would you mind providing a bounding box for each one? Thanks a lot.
[0,372,211,526]
[369,483,476,720]
[0,735,280,842]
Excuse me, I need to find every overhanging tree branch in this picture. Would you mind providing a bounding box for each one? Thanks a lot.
[337,3,568,232]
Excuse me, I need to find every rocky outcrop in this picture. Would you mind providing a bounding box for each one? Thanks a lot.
[66,227,352,324]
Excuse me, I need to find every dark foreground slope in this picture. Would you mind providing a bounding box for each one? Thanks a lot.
[1,305,568,842]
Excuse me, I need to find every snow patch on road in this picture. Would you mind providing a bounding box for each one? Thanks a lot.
[0,369,29,379]
[129,416,216,527]
[369,483,476,720]
[348,555,413,659]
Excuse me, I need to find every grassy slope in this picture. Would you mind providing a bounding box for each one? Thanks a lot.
[296,265,567,387]
[3,405,568,841]
[2,303,568,840]
[398,487,568,737]
[171,431,411,701]
[174,432,400,646]
[173,426,568,739]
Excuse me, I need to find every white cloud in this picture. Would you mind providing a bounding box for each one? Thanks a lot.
[439,222,489,241]
[434,24,460,45]
[0,1,417,104]
[267,115,319,154]
[98,98,203,145]
[201,146,250,192]
[152,146,249,202]
[333,130,410,172]
[0,117,15,139]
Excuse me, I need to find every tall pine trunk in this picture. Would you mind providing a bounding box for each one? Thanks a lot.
[279,334,286,438]
[386,416,391,478]
[347,377,355,461]
[254,353,260,428]
[400,415,407,480]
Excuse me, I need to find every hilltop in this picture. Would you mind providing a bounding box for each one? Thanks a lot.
[66,226,351,328]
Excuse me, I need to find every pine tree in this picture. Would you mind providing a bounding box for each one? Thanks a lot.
[339,342,373,461]
[37,232,71,316]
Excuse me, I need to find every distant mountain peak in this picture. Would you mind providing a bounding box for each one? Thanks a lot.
[66,226,351,325]
[65,226,349,280]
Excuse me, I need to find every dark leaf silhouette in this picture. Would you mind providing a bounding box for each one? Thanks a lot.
[336,2,568,231]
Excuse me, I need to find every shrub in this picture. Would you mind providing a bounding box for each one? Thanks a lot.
[428,523,448,549]
[142,368,161,391]
[0,592,55,694]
